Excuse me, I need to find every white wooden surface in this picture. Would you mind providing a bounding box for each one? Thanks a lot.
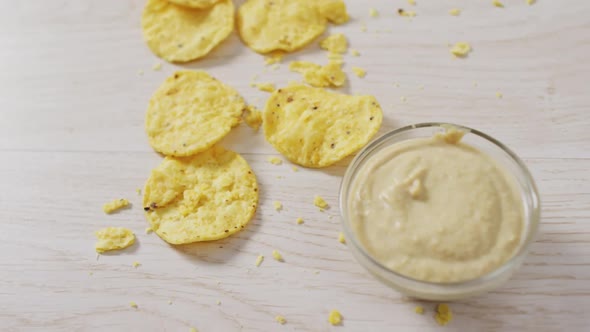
[1,0,589,331]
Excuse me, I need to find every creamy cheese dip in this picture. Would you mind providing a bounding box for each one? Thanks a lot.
[349,129,524,283]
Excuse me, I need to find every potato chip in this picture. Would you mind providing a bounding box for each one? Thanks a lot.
[141,0,234,62]
[95,227,136,253]
[143,146,258,244]
[168,0,220,9]
[237,0,327,53]
[263,84,382,167]
[146,71,245,157]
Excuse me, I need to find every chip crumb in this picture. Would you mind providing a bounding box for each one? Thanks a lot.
[216,300,221,305]
[129,301,138,309]
[360,23,367,32]
[415,306,425,314]
[449,8,461,16]
[255,255,264,267]
[338,232,346,244]
[102,198,130,214]
[243,105,263,131]
[450,42,472,57]
[289,60,347,88]
[132,261,141,268]
[264,52,284,65]
[492,0,504,7]
[273,201,283,211]
[400,96,407,102]
[314,195,329,210]
[398,9,417,17]
[254,82,276,93]
[435,303,453,326]
[145,227,153,234]
[320,33,348,54]
[272,250,283,262]
[270,64,280,71]
[351,66,366,78]
[189,328,198,332]
[268,156,283,165]
[319,0,350,24]
[296,217,304,225]
[496,92,503,99]
[152,62,162,71]
[168,300,173,305]
[291,166,299,172]
[88,271,93,276]
[275,315,287,325]
[95,227,135,253]
[328,310,342,325]
[526,0,535,5]
[350,49,360,57]
[408,0,416,5]
[369,8,378,17]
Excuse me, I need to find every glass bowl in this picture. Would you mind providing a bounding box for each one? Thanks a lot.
[339,123,540,301]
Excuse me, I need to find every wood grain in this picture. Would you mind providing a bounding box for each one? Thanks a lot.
[0,0,589,331]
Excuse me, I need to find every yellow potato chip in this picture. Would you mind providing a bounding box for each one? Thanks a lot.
[95,227,136,253]
[318,0,349,24]
[168,0,220,9]
[143,146,258,244]
[320,33,348,54]
[263,84,382,167]
[141,0,234,62]
[237,0,327,53]
[146,71,245,157]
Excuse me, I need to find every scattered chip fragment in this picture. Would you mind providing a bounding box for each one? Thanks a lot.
[496,92,503,99]
[320,33,348,54]
[103,198,130,214]
[268,157,283,165]
[143,146,258,244]
[338,232,346,244]
[263,84,383,167]
[369,8,378,17]
[130,301,138,309]
[493,0,504,7]
[253,82,276,92]
[314,195,329,209]
[350,49,360,56]
[145,71,244,157]
[264,52,284,65]
[415,306,425,314]
[328,310,342,325]
[255,255,264,267]
[272,250,283,262]
[450,42,472,57]
[273,201,283,211]
[296,217,304,225]
[95,227,136,253]
[351,66,366,78]
[132,261,141,268]
[275,315,287,324]
[243,105,263,131]
[449,8,461,16]
[289,60,346,88]
[398,8,416,17]
[435,304,453,326]
[141,0,234,62]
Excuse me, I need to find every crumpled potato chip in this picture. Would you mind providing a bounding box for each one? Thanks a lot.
[168,0,220,9]
[141,0,233,62]
[237,0,327,53]
[263,84,383,167]
[289,60,346,88]
[145,71,245,157]
[143,146,258,244]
